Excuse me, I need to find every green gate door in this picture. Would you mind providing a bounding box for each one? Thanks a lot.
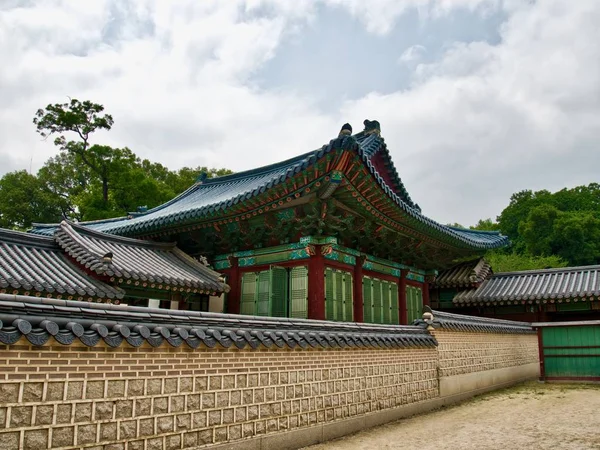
[540,324,600,381]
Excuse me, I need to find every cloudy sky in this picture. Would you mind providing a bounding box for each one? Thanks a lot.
[1,0,599,226]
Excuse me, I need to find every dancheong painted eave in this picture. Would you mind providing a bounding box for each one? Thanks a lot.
[30,120,509,252]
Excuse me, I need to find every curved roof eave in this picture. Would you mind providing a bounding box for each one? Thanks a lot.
[29,127,509,251]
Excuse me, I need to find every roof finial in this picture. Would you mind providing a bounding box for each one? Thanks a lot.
[363,119,381,135]
[339,123,352,136]
[196,172,208,184]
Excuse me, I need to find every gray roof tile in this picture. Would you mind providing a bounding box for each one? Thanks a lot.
[55,221,228,294]
[31,126,509,251]
[0,294,437,349]
[434,258,493,288]
[414,308,534,334]
[0,228,124,301]
[453,265,600,305]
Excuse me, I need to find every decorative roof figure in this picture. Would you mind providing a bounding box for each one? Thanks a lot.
[339,123,352,136]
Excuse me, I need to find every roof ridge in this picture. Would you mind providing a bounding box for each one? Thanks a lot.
[66,221,176,249]
[446,226,502,236]
[0,227,57,249]
[200,148,320,185]
[56,221,107,265]
[493,264,600,277]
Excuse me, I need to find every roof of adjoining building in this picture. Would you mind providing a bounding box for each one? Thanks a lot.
[30,122,509,252]
[0,223,229,302]
[55,221,228,295]
[453,265,600,306]
[0,228,124,301]
[0,295,437,349]
[434,258,493,288]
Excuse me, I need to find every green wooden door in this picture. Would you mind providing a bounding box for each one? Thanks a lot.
[390,282,399,325]
[363,276,373,323]
[270,266,288,318]
[363,276,399,325]
[289,266,308,319]
[541,325,600,380]
[240,266,305,318]
[372,278,383,324]
[240,272,257,315]
[406,286,423,324]
[325,268,353,322]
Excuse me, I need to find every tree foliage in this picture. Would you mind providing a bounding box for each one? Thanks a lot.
[0,171,63,230]
[495,184,600,267]
[0,99,232,230]
[485,250,567,273]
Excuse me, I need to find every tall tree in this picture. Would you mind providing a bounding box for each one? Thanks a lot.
[33,99,115,205]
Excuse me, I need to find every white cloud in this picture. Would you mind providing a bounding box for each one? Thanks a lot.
[399,44,427,64]
[1,0,600,228]
[327,0,500,35]
[340,0,600,224]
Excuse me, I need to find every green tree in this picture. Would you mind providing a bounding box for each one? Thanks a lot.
[471,218,499,231]
[29,98,233,223]
[37,152,90,220]
[0,170,62,230]
[518,204,561,256]
[33,99,115,205]
[551,213,600,265]
[485,251,567,273]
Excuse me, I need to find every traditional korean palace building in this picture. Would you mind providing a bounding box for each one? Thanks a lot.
[19,119,514,325]
[5,120,597,322]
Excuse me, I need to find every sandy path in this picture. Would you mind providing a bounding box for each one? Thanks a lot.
[303,383,600,450]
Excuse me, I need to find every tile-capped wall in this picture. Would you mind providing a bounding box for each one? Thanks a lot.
[0,328,538,450]
[434,330,539,377]
[0,339,438,450]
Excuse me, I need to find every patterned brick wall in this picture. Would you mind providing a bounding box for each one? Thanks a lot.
[0,338,439,450]
[434,329,539,377]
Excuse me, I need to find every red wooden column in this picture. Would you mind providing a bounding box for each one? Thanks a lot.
[308,245,326,320]
[225,256,241,314]
[422,281,430,308]
[399,269,408,325]
[353,256,365,323]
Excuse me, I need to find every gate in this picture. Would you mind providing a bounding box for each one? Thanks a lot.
[535,321,600,381]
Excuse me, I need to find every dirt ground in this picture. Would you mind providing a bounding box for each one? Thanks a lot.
[303,382,600,450]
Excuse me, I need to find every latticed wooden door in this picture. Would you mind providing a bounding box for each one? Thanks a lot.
[406,285,423,324]
[363,277,400,325]
[325,268,353,322]
[239,266,307,318]
[389,282,399,325]
[289,266,308,319]
[240,272,257,315]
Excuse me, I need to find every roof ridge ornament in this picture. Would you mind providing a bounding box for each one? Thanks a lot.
[195,172,208,184]
[339,123,352,136]
[363,119,381,136]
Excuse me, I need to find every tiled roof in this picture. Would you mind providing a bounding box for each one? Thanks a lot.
[453,265,600,305]
[0,229,124,301]
[54,221,228,295]
[30,123,509,251]
[0,294,437,349]
[434,258,493,288]
[414,308,534,334]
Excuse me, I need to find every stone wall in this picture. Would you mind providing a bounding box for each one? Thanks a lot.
[0,305,539,450]
[434,329,540,397]
[0,340,441,450]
